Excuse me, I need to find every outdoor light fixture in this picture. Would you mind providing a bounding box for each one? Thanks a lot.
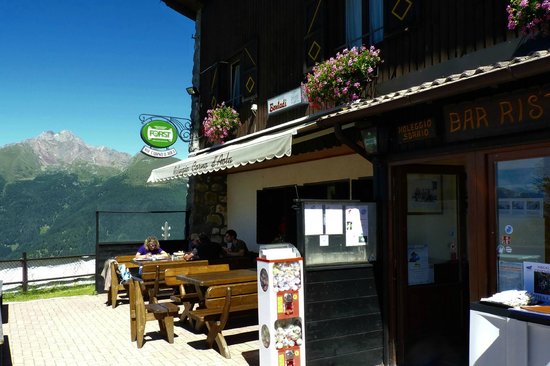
[186,86,199,96]
[360,127,378,155]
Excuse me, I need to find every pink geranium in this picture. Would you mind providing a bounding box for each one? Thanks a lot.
[302,45,382,110]
[202,103,241,144]
[507,0,550,37]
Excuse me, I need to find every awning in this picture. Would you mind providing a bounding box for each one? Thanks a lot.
[147,125,308,183]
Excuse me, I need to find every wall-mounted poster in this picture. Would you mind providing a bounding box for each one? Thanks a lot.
[524,261,550,304]
[408,245,431,285]
[407,174,443,214]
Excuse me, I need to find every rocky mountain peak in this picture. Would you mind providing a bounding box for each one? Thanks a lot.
[26,130,132,169]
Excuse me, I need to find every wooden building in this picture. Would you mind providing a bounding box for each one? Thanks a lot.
[152,0,550,364]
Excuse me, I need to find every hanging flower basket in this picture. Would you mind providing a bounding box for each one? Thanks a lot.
[507,0,550,37]
[303,45,382,110]
[202,103,242,144]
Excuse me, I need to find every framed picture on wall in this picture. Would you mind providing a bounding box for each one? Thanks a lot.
[407,174,443,214]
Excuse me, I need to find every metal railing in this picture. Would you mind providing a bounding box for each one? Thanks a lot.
[0,252,95,292]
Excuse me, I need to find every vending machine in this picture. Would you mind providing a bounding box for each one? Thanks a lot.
[257,244,305,366]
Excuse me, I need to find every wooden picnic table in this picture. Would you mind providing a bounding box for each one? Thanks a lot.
[134,259,209,302]
[176,269,257,302]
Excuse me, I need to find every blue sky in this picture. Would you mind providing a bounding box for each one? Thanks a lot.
[0,0,195,157]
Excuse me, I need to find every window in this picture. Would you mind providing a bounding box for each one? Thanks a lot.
[229,60,241,107]
[333,0,384,51]
[496,156,550,292]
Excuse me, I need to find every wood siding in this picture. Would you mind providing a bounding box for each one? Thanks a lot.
[304,266,383,366]
[380,0,513,81]
[197,0,517,147]
[199,0,305,136]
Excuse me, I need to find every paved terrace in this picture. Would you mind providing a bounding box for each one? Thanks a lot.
[1,293,259,366]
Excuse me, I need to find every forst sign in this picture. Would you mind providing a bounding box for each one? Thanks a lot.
[140,120,178,158]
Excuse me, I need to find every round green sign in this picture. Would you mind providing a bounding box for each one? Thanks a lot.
[141,120,178,148]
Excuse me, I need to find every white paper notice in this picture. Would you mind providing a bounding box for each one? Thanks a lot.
[325,205,343,235]
[304,205,324,235]
[408,245,430,285]
[345,207,366,246]
[320,235,329,247]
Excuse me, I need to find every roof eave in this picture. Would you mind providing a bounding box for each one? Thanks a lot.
[162,0,201,20]
[317,50,550,128]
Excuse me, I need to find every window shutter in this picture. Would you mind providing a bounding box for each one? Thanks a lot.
[304,0,326,68]
[205,62,230,109]
[240,38,258,101]
[385,0,418,35]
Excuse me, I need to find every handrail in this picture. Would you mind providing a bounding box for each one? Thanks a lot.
[0,252,95,292]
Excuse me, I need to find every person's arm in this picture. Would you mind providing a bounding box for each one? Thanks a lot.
[225,248,245,257]
[157,249,169,258]
[135,246,148,259]
[225,241,246,257]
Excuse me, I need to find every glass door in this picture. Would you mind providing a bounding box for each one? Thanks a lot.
[393,165,468,366]
[493,155,550,296]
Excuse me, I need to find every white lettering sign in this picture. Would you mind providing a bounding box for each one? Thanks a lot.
[141,146,177,158]
[147,127,173,141]
[267,86,308,115]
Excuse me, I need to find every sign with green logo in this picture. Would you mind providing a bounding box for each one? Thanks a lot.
[141,120,178,148]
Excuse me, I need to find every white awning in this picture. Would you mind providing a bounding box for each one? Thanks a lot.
[147,126,304,183]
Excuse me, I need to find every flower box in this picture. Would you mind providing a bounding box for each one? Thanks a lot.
[202,103,242,144]
[507,0,550,37]
[303,45,382,110]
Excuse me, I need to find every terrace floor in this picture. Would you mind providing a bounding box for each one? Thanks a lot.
[1,292,259,366]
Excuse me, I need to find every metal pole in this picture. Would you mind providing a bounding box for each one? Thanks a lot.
[22,252,28,292]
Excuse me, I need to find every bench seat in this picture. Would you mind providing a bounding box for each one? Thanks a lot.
[163,264,230,325]
[188,281,258,359]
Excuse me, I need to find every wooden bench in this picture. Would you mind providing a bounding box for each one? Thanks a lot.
[188,281,258,359]
[164,264,230,324]
[140,260,208,302]
[107,255,137,308]
[0,280,3,351]
[128,277,179,348]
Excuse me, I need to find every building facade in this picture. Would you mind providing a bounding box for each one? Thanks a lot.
[152,0,550,364]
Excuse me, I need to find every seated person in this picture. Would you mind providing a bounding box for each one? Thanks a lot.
[222,229,248,257]
[135,236,169,259]
[188,233,200,252]
[184,233,223,261]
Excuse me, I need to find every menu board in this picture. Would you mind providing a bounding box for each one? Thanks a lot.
[301,201,377,266]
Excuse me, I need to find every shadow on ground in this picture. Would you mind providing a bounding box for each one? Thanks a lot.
[1,336,13,366]
[2,304,8,324]
[242,349,259,366]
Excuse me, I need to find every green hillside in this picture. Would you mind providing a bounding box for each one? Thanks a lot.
[0,154,188,259]
[0,144,41,182]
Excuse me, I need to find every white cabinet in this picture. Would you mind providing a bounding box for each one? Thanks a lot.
[470,303,550,366]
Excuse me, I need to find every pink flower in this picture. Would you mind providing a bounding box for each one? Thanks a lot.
[202,104,241,144]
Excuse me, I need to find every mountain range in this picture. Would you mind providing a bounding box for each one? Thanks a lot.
[0,131,187,259]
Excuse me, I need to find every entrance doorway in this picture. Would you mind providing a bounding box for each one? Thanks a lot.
[393,165,469,365]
